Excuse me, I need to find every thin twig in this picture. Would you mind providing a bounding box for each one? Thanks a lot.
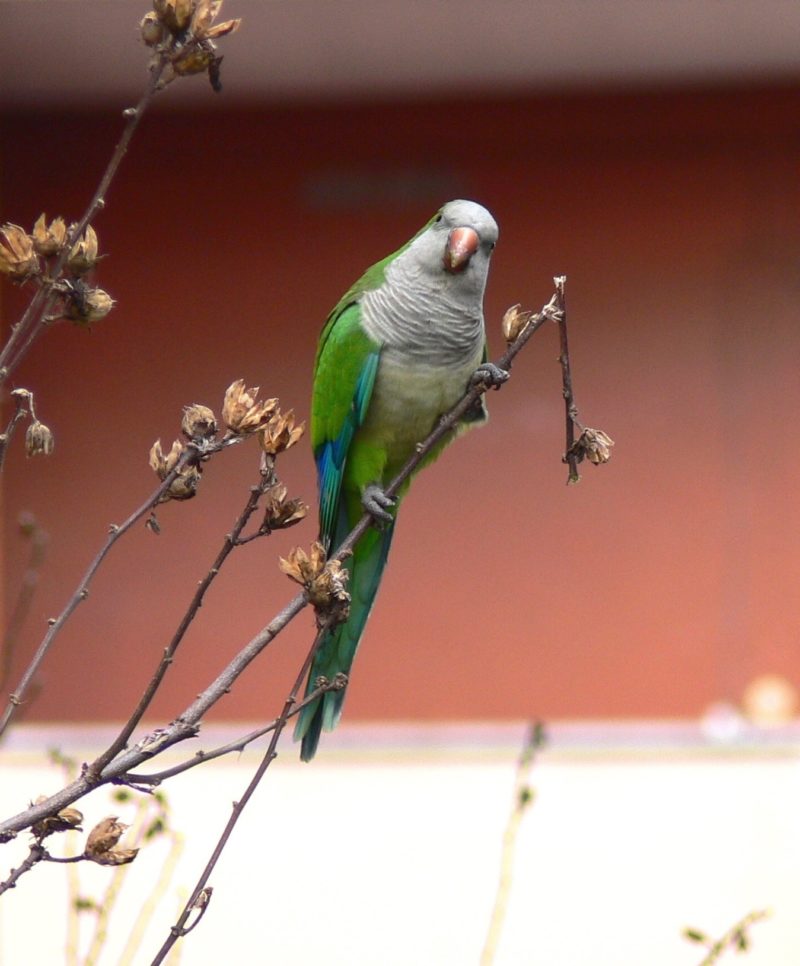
[0,450,194,739]
[121,677,347,786]
[685,909,771,965]
[0,290,559,839]
[0,389,31,472]
[0,844,45,895]
[554,275,583,484]
[480,722,546,966]
[0,52,171,386]
[150,619,334,965]
[86,455,278,780]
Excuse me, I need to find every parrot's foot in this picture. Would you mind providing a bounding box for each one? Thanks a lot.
[470,362,509,390]
[362,484,395,527]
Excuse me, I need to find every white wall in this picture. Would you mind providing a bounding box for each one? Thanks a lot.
[1,722,797,965]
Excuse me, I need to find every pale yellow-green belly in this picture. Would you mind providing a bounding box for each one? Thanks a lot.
[359,348,483,473]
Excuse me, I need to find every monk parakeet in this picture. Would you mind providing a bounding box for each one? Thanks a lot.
[295,199,502,761]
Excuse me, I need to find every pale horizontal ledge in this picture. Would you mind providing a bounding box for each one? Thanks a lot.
[3,717,800,762]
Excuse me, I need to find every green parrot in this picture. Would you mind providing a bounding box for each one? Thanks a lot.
[295,199,502,761]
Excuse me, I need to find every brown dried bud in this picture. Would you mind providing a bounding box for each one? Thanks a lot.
[259,409,304,455]
[32,805,84,839]
[67,225,99,274]
[262,483,308,531]
[153,0,194,34]
[181,404,217,441]
[25,420,54,457]
[173,46,216,76]
[567,427,615,466]
[279,543,350,625]
[85,816,126,856]
[85,816,138,865]
[90,847,139,866]
[167,465,202,501]
[65,286,114,324]
[32,214,68,256]
[222,379,278,434]
[140,11,165,45]
[191,0,241,40]
[0,224,39,281]
[501,304,532,344]
[149,438,184,479]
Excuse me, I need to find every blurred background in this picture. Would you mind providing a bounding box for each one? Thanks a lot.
[2,2,800,963]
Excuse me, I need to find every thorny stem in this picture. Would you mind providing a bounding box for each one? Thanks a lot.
[86,456,279,780]
[0,52,172,386]
[480,723,546,966]
[0,288,563,840]
[150,620,333,965]
[0,449,194,739]
[554,275,583,484]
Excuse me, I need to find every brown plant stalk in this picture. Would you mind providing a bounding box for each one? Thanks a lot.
[149,617,336,964]
[0,284,599,847]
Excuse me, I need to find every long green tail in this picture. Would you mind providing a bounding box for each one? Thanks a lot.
[295,522,394,761]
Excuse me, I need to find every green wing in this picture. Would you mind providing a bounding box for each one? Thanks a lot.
[312,300,381,550]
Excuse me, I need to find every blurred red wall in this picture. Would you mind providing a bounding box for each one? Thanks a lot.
[2,85,800,725]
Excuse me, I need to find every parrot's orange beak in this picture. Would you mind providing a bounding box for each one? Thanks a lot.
[443,226,479,273]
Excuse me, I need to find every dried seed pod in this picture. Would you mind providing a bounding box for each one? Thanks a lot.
[0,224,39,281]
[173,46,216,76]
[181,404,217,441]
[154,0,195,35]
[259,409,304,455]
[65,286,114,324]
[222,379,278,434]
[149,439,184,479]
[25,420,54,457]
[67,225,99,274]
[140,11,165,45]
[32,805,84,839]
[262,483,308,530]
[85,816,138,865]
[501,304,532,344]
[567,427,615,466]
[32,214,68,256]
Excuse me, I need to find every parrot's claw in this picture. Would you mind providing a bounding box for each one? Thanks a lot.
[362,484,395,527]
[470,362,509,390]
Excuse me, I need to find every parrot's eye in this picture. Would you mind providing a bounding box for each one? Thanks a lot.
[434,214,443,223]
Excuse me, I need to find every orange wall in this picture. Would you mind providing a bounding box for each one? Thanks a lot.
[2,85,800,724]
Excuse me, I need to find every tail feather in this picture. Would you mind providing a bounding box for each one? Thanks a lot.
[295,522,394,761]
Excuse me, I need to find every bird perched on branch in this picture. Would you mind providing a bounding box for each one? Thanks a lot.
[295,199,502,760]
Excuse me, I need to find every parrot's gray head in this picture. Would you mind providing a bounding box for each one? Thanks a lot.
[403,199,498,297]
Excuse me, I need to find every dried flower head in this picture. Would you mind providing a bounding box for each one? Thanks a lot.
[0,224,39,281]
[173,46,217,76]
[140,11,165,45]
[85,816,138,866]
[32,804,84,840]
[181,404,217,441]
[262,483,308,531]
[25,420,54,457]
[32,214,68,256]
[65,285,115,325]
[149,438,185,480]
[167,465,202,501]
[67,225,99,275]
[222,379,278,434]
[567,427,615,466]
[153,0,194,34]
[259,409,305,455]
[501,304,532,344]
[279,543,350,625]
[191,0,241,40]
